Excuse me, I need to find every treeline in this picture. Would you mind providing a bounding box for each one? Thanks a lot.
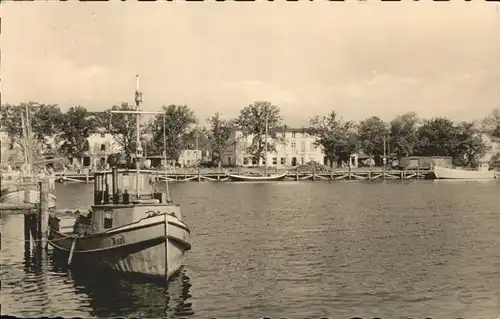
[1,101,500,168]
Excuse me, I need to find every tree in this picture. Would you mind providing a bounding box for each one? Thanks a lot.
[30,103,64,146]
[389,112,420,158]
[414,117,462,157]
[236,101,283,165]
[184,126,210,151]
[150,104,197,162]
[95,103,139,165]
[455,121,488,167]
[207,112,235,168]
[357,116,390,163]
[481,108,500,139]
[0,102,63,156]
[57,106,96,159]
[0,104,23,148]
[309,111,358,166]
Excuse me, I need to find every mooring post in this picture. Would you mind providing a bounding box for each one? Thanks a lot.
[295,170,299,181]
[367,171,371,180]
[24,214,32,252]
[416,165,420,180]
[39,180,49,250]
[197,167,201,182]
[312,165,316,181]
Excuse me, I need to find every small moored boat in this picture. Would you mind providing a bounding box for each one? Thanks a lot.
[433,164,496,180]
[227,171,288,182]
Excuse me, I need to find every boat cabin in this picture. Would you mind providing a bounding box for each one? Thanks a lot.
[477,163,490,172]
[93,167,167,205]
[70,167,180,235]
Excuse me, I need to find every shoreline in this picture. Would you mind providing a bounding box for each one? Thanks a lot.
[51,168,434,183]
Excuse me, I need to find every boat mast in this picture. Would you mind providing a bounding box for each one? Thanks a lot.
[135,75,143,198]
[264,107,268,177]
[111,76,171,201]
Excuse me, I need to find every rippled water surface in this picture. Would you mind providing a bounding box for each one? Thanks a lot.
[1,180,500,318]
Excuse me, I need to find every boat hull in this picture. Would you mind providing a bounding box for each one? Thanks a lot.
[433,166,496,180]
[47,213,190,280]
[228,172,288,182]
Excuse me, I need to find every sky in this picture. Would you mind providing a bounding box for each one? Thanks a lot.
[2,2,500,127]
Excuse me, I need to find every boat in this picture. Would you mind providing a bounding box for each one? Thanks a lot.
[0,105,57,207]
[47,75,191,281]
[433,164,497,180]
[226,106,288,182]
[227,171,288,182]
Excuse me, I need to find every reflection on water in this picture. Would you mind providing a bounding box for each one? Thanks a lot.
[67,265,194,318]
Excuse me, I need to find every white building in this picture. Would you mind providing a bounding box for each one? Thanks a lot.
[83,131,123,167]
[222,128,325,168]
[177,149,202,167]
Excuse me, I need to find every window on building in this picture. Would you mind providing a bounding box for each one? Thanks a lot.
[100,144,106,151]
[301,157,304,164]
[291,142,296,149]
[243,157,249,165]
[227,156,232,164]
[100,133,106,138]
[280,157,285,165]
[300,142,305,152]
[263,158,266,165]
[292,132,296,138]
[252,158,258,165]
[104,212,113,229]
[272,157,277,165]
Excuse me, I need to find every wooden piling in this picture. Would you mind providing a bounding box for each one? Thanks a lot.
[312,165,316,181]
[295,171,299,181]
[197,167,201,182]
[39,180,49,249]
[24,214,32,249]
[367,171,371,180]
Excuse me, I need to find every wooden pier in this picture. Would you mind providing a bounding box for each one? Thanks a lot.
[0,180,51,256]
[53,168,433,183]
[0,179,80,256]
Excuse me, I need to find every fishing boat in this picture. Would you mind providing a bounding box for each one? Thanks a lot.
[227,107,288,182]
[47,75,191,281]
[433,163,496,180]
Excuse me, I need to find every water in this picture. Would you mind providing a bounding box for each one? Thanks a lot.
[1,180,500,318]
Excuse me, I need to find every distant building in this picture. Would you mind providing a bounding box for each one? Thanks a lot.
[222,128,325,168]
[83,130,123,167]
[177,149,202,167]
